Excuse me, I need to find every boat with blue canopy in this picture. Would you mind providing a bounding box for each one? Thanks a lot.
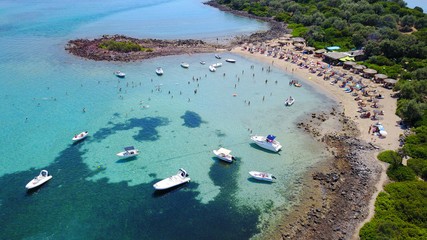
[116,146,139,158]
[251,134,282,152]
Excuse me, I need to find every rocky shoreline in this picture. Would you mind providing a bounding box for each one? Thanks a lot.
[272,108,383,240]
[65,35,225,62]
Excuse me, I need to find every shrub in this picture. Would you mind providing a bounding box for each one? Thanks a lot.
[377,150,401,165]
[387,165,416,181]
[407,158,427,180]
[98,40,143,53]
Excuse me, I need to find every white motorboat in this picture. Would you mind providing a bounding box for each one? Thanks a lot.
[156,67,163,75]
[209,65,216,72]
[72,131,88,141]
[116,146,139,158]
[181,62,189,68]
[25,170,52,189]
[285,97,295,106]
[212,62,222,68]
[225,59,236,63]
[114,71,126,78]
[215,54,221,59]
[153,168,190,190]
[213,148,234,163]
[200,61,206,65]
[249,171,276,182]
[251,135,282,152]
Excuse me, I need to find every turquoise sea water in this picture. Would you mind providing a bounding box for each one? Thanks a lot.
[0,0,334,239]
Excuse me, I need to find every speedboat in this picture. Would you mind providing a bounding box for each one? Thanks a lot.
[251,135,282,152]
[153,168,190,190]
[249,171,276,182]
[285,98,295,106]
[215,54,221,59]
[225,59,236,63]
[209,65,216,72]
[212,63,222,68]
[213,148,234,163]
[156,67,163,75]
[116,146,139,158]
[115,71,126,78]
[72,131,88,141]
[25,170,52,189]
[200,61,206,65]
[181,62,189,68]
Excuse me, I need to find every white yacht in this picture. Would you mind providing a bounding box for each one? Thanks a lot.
[209,65,216,72]
[116,146,139,158]
[212,62,222,68]
[115,71,126,78]
[153,168,190,190]
[251,135,282,152]
[225,59,236,63]
[213,148,234,163]
[215,54,221,59]
[249,171,276,182]
[72,131,88,141]
[156,67,163,75]
[180,62,189,68]
[26,170,52,189]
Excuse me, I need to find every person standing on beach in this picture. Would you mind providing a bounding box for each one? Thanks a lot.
[369,124,372,134]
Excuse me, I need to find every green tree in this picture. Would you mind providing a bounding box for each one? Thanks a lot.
[401,15,416,28]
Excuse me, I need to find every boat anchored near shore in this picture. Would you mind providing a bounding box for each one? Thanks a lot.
[249,171,276,182]
[180,62,189,68]
[116,146,139,158]
[213,148,235,163]
[153,168,190,190]
[156,67,163,75]
[72,131,88,141]
[251,135,282,152]
[26,170,52,189]
[114,71,126,78]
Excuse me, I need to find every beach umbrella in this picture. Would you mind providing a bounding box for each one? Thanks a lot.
[372,98,380,103]
[361,107,369,111]
[373,109,383,114]
[379,130,387,137]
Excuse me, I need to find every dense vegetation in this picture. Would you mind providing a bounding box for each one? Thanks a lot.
[215,0,427,239]
[98,40,151,53]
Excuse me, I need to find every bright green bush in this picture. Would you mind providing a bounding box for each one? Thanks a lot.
[377,150,401,165]
[360,182,427,240]
[98,40,143,53]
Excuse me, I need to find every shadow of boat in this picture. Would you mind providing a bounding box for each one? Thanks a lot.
[152,182,189,198]
[247,177,274,184]
[249,143,281,155]
[116,156,138,163]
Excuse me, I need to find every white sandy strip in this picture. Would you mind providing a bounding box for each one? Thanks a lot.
[231,46,403,239]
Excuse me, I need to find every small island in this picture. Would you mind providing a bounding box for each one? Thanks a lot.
[65,35,226,62]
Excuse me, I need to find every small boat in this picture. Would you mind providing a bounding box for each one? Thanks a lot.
[156,67,163,75]
[225,59,236,63]
[72,131,88,141]
[114,71,126,78]
[212,63,222,68]
[294,83,301,87]
[215,54,221,59]
[181,62,189,68]
[116,146,139,158]
[213,148,235,163]
[249,171,276,182]
[285,98,295,106]
[251,135,282,152]
[25,170,52,189]
[200,61,206,65]
[153,168,190,190]
[209,65,216,72]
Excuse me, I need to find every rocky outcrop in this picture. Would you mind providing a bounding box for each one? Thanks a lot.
[65,35,225,62]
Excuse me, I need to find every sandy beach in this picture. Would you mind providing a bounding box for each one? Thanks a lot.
[231,44,403,239]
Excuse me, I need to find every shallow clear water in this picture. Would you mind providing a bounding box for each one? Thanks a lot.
[0,0,334,238]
